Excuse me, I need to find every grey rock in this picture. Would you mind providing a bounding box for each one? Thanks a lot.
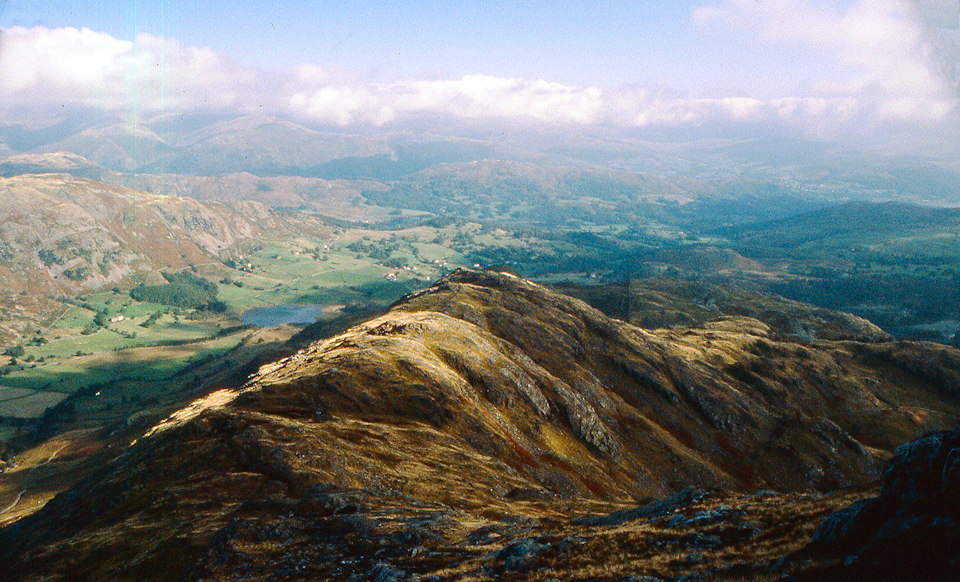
[366,561,403,582]
[685,505,745,527]
[493,537,550,572]
[666,513,687,528]
[689,533,722,548]
[793,430,960,580]
[573,488,701,526]
[810,498,886,551]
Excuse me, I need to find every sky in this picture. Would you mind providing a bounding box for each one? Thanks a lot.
[0,0,958,150]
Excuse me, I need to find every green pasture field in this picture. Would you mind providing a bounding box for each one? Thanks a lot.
[19,310,223,363]
[0,386,67,418]
[1,332,245,394]
[0,426,18,442]
[215,233,449,312]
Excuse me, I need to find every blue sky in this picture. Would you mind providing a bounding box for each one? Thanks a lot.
[0,0,841,92]
[0,0,957,150]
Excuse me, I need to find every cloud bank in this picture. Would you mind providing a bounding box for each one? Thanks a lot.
[0,26,259,115]
[694,0,957,124]
[0,0,956,150]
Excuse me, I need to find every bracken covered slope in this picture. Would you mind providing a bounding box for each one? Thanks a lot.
[2,269,959,580]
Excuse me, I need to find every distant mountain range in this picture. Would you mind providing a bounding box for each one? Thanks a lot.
[2,112,959,210]
[2,115,393,175]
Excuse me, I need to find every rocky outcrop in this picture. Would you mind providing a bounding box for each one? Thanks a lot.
[790,430,960,581]
[623,278,890,343]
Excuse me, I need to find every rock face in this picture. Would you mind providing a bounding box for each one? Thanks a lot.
[1,269,959,580]
[0,174,295,294]
[791,430,960,581]
[0,152,107,179]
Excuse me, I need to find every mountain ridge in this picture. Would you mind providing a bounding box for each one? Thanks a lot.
[2,269,959,580]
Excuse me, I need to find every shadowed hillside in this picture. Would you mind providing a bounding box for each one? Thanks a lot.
[553,278,890,343]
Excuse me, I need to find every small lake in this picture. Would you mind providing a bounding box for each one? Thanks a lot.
[241,304,339,328]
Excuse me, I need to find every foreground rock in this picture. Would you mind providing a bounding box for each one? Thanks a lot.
[788,430,960,581]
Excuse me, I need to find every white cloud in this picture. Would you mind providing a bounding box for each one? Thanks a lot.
[693,0,958,125]
[288,75,605,126]
[0,20,956,148]
[0,26,259,119]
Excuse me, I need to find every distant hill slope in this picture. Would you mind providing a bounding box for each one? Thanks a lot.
[629,278,890,342]
[0,174,295,295]
[716,201,960,343]
[363,159,702,224]
[0,152,107,180]
[107,172,374,217]
[720,201,960,258]
[0,152,378,218]
[36,122,171,171]
[2,269,958,580]
[147,115,393,175]
[18,115,392,175]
